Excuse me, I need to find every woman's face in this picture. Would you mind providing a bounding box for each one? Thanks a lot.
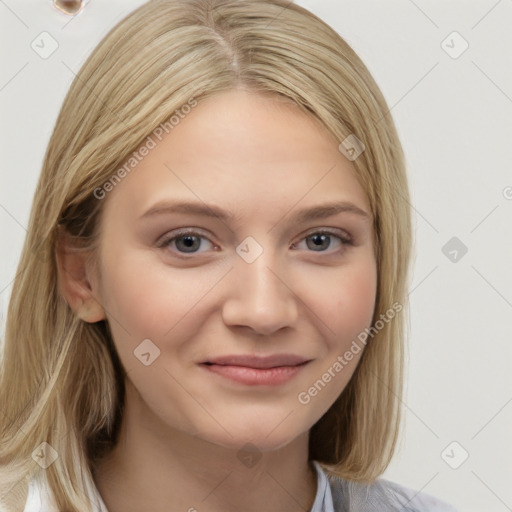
[93,88,377,451]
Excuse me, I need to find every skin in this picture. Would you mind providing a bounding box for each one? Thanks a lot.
[58,88,377,512]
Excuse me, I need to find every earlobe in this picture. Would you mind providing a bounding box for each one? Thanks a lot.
[55,230,106,323]
[76,296,105,323]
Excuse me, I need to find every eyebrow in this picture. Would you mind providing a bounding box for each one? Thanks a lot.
[139,199,370,223]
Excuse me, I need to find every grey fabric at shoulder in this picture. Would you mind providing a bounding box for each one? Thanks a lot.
[326,471,459,512]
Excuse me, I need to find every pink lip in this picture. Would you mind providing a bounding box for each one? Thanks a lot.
[200,354,311,386]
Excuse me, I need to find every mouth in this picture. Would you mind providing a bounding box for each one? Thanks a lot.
[199,354,312,386]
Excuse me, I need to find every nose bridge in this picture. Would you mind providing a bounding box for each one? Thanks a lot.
[241,252,283,299]
[221,238,298,334]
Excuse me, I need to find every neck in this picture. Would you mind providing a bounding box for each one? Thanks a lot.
[92,380,318,512]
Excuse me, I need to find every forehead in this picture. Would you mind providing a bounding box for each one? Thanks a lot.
[103,88,371,222]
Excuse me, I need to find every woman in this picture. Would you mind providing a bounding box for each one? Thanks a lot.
[0,0,458,510]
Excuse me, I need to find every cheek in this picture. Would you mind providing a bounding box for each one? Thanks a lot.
[303,255,377,347]
[293,256,377,414]
[338,264,377,335]
[97,247,226,354]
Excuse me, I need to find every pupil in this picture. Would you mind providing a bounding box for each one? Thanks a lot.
[177,236,199,252]
[308,234,330,251]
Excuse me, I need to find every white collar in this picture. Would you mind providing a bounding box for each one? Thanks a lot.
[310,460,335,512]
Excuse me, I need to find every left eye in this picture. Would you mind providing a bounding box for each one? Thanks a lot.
[292,230,351,253]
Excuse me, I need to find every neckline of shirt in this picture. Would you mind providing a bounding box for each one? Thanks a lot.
[25,459,334,512]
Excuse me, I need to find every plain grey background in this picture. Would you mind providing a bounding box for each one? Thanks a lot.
[1,1,511,511]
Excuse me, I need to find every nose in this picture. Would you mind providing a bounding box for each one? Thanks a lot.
[221,250,299,336]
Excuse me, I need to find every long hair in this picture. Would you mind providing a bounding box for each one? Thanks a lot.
[0,1,412,510]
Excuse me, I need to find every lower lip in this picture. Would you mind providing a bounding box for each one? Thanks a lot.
[200,363,308,386]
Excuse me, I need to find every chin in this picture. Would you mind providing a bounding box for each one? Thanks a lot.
[191,422,305,453]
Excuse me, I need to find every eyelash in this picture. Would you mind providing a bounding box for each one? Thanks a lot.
[156,228,353,258]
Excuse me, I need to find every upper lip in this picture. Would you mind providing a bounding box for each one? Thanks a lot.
[202,354,311,369]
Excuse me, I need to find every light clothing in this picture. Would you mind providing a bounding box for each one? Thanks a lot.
[19,460,458,512]
[324,465,459,511]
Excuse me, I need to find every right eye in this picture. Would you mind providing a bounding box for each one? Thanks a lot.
[157,229,216,256]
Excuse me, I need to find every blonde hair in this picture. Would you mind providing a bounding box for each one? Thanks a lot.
[0,0,412,510]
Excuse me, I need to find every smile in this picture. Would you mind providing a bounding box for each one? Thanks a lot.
[200,354,310,386]
[199,358,311,386]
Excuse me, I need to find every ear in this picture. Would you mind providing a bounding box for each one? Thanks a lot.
[55,228,106,323]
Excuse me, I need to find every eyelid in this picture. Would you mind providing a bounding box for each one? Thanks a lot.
[156,227,215,248]
[298,227,353,244]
